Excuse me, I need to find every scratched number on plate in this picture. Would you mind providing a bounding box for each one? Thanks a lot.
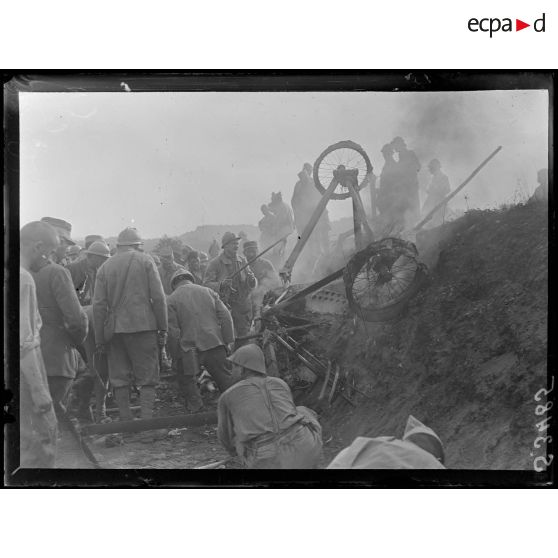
[533,377,554,472]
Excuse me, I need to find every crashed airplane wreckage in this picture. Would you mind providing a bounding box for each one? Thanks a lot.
[84,141,501,440]
[251,141,503,408]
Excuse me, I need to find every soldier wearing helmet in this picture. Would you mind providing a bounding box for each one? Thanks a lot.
[67,240,111,306]
[217,344,323,469]
[328,415,445,469]
[92,227,168,433]
[167,268,234,412]
[204,231,257,341]
[84,234,104,250]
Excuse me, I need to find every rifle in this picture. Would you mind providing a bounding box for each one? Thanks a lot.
[229,234,290,280]
[220,234,290,307]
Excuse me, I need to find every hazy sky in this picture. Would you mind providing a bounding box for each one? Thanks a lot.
[20,90,548,240]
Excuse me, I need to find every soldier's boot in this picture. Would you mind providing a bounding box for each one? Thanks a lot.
[75,375,95,422]
[113,387,133,421]
[138,386,166,443]
[94,380,109,423]
[182,376,205,414]
[108,386,133,445]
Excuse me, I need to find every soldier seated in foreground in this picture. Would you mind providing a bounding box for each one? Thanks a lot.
[327,415,445,469]
[217,345,323,469]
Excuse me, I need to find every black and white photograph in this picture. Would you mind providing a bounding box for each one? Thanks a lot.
[3,72,554,486]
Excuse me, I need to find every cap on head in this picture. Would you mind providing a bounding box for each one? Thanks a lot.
[170,269,195,290]
[67,245,82,257]
[222,231,241,248]
[243,240,258,252]
[85,241,110,258]
[428,158,441,170]
[402,415,444,463]
[41,216,75,245]
[227,344,267,375]
[117,227,143,246]
[85,234,104,249]
[303,162,313,172]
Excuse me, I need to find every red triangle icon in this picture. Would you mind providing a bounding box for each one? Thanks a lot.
[516,19,530,31]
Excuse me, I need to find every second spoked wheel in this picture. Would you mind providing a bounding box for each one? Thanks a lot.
[343,237,427,322]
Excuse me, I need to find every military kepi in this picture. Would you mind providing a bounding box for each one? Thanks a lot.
[41,216,75,245]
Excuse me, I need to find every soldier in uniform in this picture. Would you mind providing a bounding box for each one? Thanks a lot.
[92,227,168,432]
[422,159,451,228]
[167,269,235,412]
[157,244,185,295]
[19,221,60,467]
[204,231,257,341]
[40,216,77,266]
[186,250,204,284]
[66,241,111,422]
[327,415,445,469]
[67,240,110,306]
[218,345,323,469]
[531,168,548,202]
[85,234,105,250]
[32,218,89,413]
[242,240,279,288]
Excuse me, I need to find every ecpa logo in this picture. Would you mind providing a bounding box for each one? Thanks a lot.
[468,12,546,37]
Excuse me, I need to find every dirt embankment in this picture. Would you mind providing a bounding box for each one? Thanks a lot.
[302,201,548,469]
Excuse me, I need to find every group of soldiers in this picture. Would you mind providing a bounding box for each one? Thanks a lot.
[19,216,321,468]
[19,145,464,470]
[374,136,451,235]
[19,213,450,470]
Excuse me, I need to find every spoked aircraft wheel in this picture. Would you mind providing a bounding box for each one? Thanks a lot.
[313,140,373,200]
[343,237,427,322]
